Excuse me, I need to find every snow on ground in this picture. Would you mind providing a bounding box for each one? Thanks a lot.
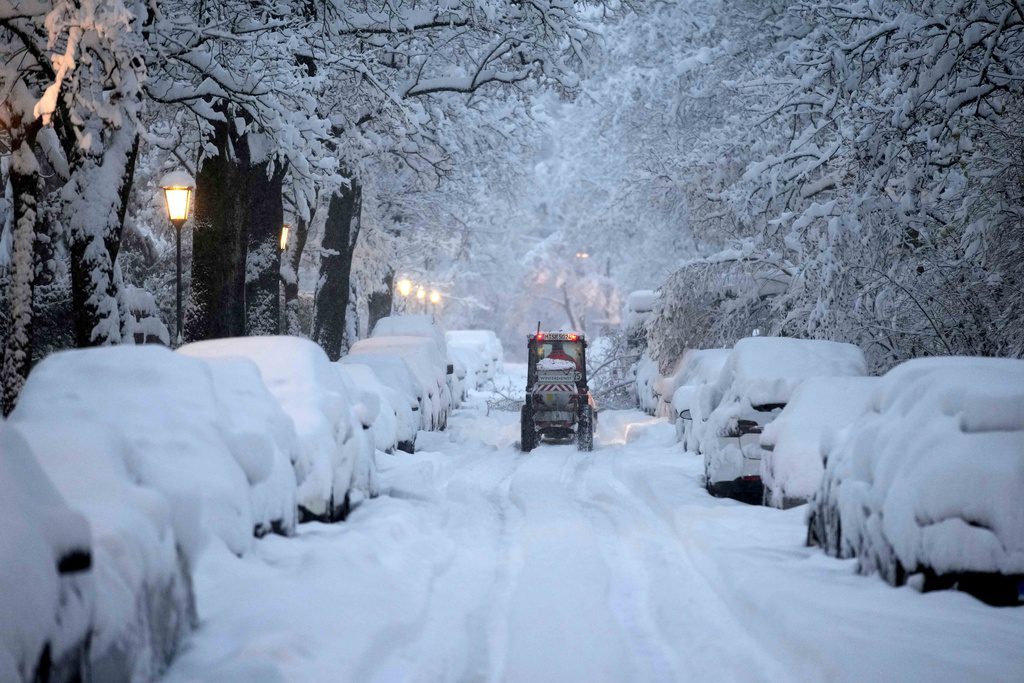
[161,369,1024,683]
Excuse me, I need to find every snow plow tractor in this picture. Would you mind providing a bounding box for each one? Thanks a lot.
[521,331,597,452]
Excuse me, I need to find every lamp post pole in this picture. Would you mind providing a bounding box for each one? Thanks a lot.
[175,221,183,343]
[160,170,195,347]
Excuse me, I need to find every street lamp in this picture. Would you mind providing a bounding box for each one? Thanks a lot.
[429,289,442,305]
[396,278,413,297]
[160,170,195,346]
[280,223,291,251]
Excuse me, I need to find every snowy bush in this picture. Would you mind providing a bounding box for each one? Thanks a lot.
[701,337,867,502]
[0,425,93,683]
[759,377,877,509]
[808,357,1024,605]
[181,336,363,522]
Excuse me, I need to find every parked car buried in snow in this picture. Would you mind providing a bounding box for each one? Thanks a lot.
[700,337,867,504]
[807,357,1024,606]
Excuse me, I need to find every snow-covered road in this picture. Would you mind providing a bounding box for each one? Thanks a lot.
[162,375,1024,682]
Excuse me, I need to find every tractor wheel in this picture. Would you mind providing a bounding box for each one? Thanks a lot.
[520,403,537,452]
[576,405,594,452]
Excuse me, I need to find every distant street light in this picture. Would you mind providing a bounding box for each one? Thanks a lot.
[416,286,426,312]
[575,251,590,259]
[280,224,291,251]
[429,290,442,305]
[160,170,195,346]
[396,278,413,297]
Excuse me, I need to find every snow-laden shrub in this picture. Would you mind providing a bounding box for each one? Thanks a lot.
[808,357,1024,603]
[181,336,362,522]
[759,377,876,509]
[0,425,93,683]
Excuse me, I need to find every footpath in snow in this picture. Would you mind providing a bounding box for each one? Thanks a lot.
[162,370,1024,682]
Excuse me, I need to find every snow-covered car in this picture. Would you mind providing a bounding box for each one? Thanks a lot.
[351,336,452,430]
[634,352,661,415]
[807,357,1024,605]
[182,336,365,522]
[0,425,94,683]
[373,315,459,411]
[622,290,657,344]
[336,363,403,453]
[759,376,877,509]
[339,350,429,437]
[668,349,730,451]
[446,329,504,381]
[700,337,867,503]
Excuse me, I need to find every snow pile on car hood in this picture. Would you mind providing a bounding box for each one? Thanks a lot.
[759,376,877,507]
[814,356,1024,577]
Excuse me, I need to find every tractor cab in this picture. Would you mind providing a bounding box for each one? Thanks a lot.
[521,331,596,452]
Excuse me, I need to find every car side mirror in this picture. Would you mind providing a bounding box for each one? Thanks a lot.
[446,363,454,375]
[736,418,762,436]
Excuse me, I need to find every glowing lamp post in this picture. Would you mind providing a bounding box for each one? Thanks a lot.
[160,171,195,346]
[396,278,413,297]
[429,290,441,305]
[280,224,291,252]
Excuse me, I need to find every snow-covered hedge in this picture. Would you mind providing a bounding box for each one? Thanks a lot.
[759,377,876,509]
[0,425,93,683]
[808,357,1024,605]
[181,336,365,522]
[701,337,867,501]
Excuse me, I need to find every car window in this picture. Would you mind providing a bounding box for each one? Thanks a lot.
[537,341,583,368]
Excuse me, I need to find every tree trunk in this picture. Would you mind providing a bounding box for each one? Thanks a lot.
[67,126,136,347]
[367,270,395,333]
[245,162,286,335]
[312,179,361,361]
[1,122,42,415]
[281,209,313,336]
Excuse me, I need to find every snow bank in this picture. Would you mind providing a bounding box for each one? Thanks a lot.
[759,377,877,509]
[809,357,1024,602]
[0,425,92,683]
[181,336,358,522]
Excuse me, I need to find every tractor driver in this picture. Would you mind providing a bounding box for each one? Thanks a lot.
[546,340,579,368]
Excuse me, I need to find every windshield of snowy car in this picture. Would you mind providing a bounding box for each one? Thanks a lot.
[536,340,583,369]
